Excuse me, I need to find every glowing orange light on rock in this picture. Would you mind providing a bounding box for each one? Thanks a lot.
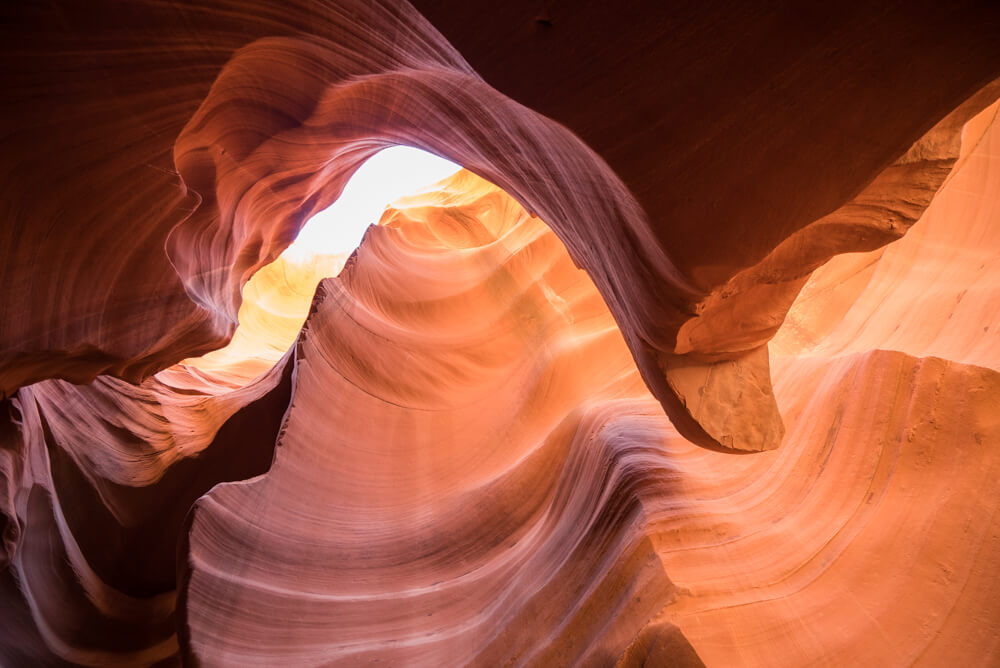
[177,147,461,384]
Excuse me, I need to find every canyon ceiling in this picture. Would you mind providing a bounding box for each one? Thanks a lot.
[1,1,999,666]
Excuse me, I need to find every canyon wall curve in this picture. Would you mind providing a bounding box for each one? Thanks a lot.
[2,1,1000,666]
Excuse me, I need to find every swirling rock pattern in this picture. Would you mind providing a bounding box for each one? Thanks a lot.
[5,1,1000,449]
[1,358,292,665]
[181,174,680,665]
[179,139,1000,664]
[1,1,999,666]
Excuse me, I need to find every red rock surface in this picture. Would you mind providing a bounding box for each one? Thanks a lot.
[1,1,999,666]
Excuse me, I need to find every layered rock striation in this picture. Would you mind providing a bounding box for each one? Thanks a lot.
[1,1,1000,666]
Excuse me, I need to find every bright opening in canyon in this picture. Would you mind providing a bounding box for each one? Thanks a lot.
[284,146,462,262]
[5,5,1000,667]
[174,146,461,385]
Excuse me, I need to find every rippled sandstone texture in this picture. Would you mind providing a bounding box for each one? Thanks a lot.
[2,1,1000,666]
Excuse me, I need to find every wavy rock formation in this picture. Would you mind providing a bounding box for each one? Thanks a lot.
[635,97,1000,667]
[179,123,1000,663]
[179,173,674,665]
[1,359,292,665]
[5,1,1000,450]
[1,1,1000,666]
[773,100,1000,369]
[177,253,347,388]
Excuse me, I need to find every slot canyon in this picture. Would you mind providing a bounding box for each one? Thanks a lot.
[1,2,999,666]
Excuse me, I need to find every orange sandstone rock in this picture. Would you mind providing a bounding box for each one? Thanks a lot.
[1,2,1000,666]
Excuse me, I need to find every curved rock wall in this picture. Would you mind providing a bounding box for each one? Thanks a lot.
[774,101,1000,369]
[177,147,1000,665]
[180,173,675,665]
[5,1,1000,450]
[1,1,999,666]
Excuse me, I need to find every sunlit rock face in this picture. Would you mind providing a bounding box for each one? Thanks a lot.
[176,146,461,387]
[182,172,677,664]
[2,1,1000,666]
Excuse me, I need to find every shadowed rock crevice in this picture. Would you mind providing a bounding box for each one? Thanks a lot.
[0,356,293,665]
[1,1,1000,665]
[5,2,1000,452]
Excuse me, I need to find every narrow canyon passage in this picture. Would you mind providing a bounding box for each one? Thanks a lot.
[179,109,1000,665]
[2,2,1000,666]
[172,146,462,387]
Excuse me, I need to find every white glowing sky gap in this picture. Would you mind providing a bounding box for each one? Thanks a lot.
[284,146,462,262]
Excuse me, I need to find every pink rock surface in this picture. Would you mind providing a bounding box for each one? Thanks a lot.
[1,2,999,666]
[4,1,1000,450]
